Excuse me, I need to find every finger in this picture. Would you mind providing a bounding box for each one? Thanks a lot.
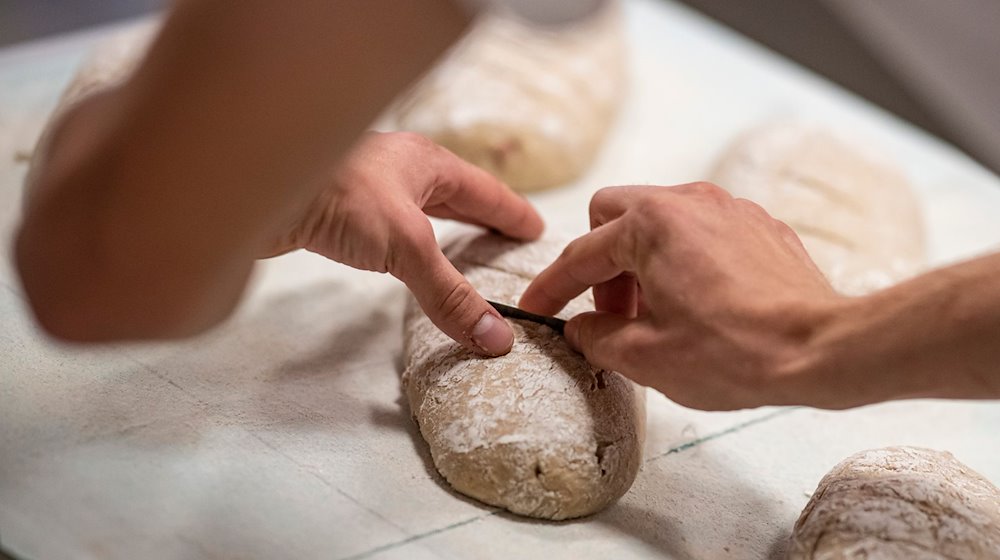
[594,272,638,317]
[519,218,637,316]
[774,219,813,262]
[565,311,650,374]
[670,181,732,199]
[425,149,544,241]
[423,204,489,228]
[637,282,650,316]
[589,185,650,228]
[393,224,514,357]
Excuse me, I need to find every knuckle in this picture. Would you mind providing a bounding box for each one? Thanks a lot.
[734,197,766,213]
[775,219,798,239]
[589,189,614,226]
[436,280,478,323]
[397,131,438,152]
[689,181,727,197]
[590,187,618,212]
[559,236,584,260]
[381,131,440,160]
[632,195,672,230]
[674,181,730,203]
[386,213,435,277]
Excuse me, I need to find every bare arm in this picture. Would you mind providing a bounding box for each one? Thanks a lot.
[519,183,1000,410]
[795,253,1000,408]
[15,1,539,347]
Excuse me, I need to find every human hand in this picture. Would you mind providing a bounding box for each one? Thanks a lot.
[267,131,544,356]
[519,183,845,410]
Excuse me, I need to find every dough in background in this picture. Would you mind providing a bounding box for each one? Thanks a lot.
[711,121,926,295]
[788,446,1000,559]
[402,234,646,520]
[389,2,626,192]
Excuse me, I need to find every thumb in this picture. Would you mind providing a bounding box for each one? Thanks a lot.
[565,311,644,373]
[399,248,514,357]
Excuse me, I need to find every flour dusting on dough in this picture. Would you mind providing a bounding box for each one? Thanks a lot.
[402,234,645,520]
[789,446,1000,559]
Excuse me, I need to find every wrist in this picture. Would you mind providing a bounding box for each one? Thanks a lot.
[772,294,888,409]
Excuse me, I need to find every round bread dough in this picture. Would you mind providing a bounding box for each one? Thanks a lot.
[789,446,1000,559]
[401,234,646,520]
[389,2,626,192]
[711,121,926,295]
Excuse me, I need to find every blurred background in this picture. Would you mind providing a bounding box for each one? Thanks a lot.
[0,0,997,173]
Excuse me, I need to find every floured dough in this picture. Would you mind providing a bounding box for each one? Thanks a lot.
[401,234,646,520]
[788,446,1000,559]
[711,121,926,295]
[389,2,626,192]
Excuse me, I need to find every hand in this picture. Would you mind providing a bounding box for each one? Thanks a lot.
[267,131,544,356]
[519,183,845,410]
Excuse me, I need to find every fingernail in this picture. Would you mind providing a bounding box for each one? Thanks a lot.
[471,312,513,356]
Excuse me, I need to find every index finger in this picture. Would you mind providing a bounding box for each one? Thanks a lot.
[589,185,652,228]
[518,218,637,316]
[426,149,544,241]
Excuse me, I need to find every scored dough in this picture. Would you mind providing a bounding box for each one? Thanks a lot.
[711,121,926,295]
[402,234,646,520]
[389,2,626,192]
[788,446,1000,559]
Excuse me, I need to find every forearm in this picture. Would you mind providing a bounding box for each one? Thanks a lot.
[16,0,470,341]
[795,253,1000,408]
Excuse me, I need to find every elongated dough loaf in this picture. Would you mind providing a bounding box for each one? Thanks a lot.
[711,122,926,295]
[789,447,1000,559]
[390,3,626,192]
[402,234,645,520]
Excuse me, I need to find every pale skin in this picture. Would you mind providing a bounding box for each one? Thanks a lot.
[519,183,1000,410]
[15,0,543,356]
[16,3,1000,411]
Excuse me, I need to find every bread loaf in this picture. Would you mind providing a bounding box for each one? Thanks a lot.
[789,446,1000,559]
[711,122,926,295]
[401,234,646,519]
[390,2,626,192]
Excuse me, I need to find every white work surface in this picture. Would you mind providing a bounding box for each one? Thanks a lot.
[2,1,1000,559]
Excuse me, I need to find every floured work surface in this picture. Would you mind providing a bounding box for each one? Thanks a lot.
[3,1,1000,559]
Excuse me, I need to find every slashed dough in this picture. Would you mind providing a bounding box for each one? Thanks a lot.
[711,121,926,295]
[389,2,626,192]
[402,234,646,520]
[788,447,1000,559]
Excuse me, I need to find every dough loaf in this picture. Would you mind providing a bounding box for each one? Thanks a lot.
[711,122,926,295]
[402,234,646,520]
[389,2,626,192]
[789,446,1000,559]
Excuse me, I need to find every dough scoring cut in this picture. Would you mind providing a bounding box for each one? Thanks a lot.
[389,2,626,192]
[789,446,1000,559]
[711,121,926,295]
[402,234,646,520]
